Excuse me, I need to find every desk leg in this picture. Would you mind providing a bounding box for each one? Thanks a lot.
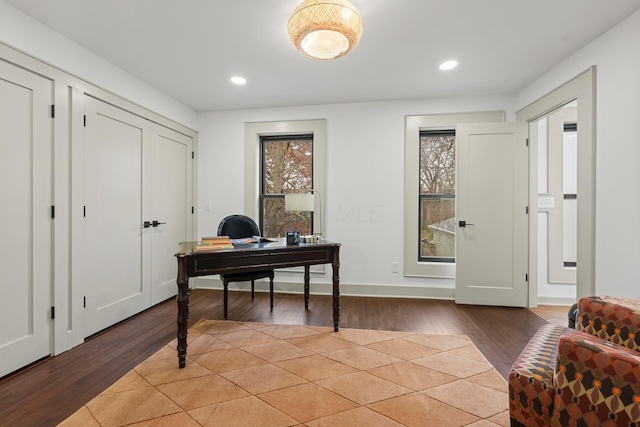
[176,255,190,368]
[304,265,310,309]
[332,246,341,332]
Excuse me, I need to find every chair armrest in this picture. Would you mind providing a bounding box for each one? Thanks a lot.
[554,329,640,425]
[509,324,565,426]
[577,296,640,352]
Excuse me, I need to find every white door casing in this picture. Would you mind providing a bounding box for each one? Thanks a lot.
[455,122,529,307]
[0,61,53,377]
[83,96,151,337]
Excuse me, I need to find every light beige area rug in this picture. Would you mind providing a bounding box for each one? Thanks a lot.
[59,320,510,427]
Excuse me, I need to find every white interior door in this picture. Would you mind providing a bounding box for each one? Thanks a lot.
[455,122,529,306]
[150,124,193,304]
[0,61,52,376]
[83,96,151,337]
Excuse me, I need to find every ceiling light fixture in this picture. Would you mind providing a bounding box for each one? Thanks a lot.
[439,60,458,71]
[230,76,246,85]
[288,0,363,60]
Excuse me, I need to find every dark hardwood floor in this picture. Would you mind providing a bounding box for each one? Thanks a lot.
[0,289,548,426]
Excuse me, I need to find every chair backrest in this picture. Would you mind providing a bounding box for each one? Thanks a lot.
[217,214,261,239]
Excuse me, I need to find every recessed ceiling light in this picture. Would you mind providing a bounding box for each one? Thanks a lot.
[439,60,458,71]
[230,76,247,85]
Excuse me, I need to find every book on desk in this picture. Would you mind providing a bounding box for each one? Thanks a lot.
[196,235,275,251]
[196,236,233,251]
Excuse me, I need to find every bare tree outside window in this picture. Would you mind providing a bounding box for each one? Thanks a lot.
[419,131,456,261]
[261,136,313,237]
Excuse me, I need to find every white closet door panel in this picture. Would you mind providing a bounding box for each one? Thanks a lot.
[150,125,193,304]
[0,61,52,377]
[84,97,151,337]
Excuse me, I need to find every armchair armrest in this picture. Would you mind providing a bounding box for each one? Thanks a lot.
[554,328,640,425]
[577,296,640,352]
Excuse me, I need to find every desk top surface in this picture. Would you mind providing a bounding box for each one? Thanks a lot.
[177,239,340,257]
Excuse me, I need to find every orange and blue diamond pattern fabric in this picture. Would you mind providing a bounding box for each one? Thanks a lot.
[577,296,640,352]
[509,323,565,426]
[510,296,640,427]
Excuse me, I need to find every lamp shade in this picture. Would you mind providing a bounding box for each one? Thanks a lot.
[284,193,315,212]
[288,0,363,60]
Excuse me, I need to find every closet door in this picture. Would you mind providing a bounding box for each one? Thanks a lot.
[150,125,193,304]
[0,61,53,377]
[83,96,151,337]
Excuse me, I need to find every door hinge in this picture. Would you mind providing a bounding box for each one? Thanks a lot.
[192,151,195,159]
[83,296,86,308]
[83,114,87,127]
[525,273,529,282]
[526,206,529,214]
[50,105,55,118]
[83,206,86,217]
[51,306,55,319]
[51,205,55,219]
[526,137,529,147]
[192,206,195,214]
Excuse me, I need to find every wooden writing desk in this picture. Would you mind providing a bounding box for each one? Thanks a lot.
[175,240,341,368]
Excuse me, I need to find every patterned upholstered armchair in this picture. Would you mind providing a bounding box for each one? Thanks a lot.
[509,296,640,426]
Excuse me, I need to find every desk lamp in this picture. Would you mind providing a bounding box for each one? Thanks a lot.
[284,190,323,242]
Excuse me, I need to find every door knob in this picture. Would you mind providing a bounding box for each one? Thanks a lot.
[152,220,166,227]
[458,220,474,227]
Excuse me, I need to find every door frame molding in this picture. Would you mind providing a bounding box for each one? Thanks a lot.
[516,67,596,305]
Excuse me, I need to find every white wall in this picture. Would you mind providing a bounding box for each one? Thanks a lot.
[5,0,635,300]
[518,10,640,299]
[0,0,197,130]
[197,95,517,298]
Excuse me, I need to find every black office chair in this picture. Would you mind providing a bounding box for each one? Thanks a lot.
[217,214,274,318]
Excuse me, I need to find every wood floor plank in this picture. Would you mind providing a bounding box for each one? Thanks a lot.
[0,289,548,426]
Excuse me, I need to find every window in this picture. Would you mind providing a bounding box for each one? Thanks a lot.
[260,135,314,237]
[404,111,505,278]
[419,130,456,262]
[244,119,326,240]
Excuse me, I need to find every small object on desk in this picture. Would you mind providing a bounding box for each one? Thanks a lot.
[201,235,232,244]
[229,235,275,244]
[301,234,321,243]
[196,235,233,250]
[196,243,234,251]
[286,230,300,245]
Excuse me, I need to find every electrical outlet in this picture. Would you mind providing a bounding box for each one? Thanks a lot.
[391,262,400,273]
[204,201,212,211]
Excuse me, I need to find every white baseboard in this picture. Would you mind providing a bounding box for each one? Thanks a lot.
[194,277,578,306]
[194,277,455,300]
[535,295,578,306]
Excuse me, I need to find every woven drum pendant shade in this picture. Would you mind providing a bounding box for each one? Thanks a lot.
[288,0,363,60]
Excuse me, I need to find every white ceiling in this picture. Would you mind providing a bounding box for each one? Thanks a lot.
[5,0,640,112]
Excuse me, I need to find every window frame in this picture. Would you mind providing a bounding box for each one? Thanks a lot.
[404,111,505,278]
[244,119,327,237]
